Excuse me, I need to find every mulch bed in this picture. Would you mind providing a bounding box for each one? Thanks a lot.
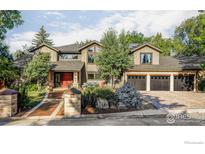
[56,101,155,115]
[29,100,61,116]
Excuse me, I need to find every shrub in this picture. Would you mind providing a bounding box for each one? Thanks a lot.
[95,87,114,100]
[81,84,116,109]
[27,84,38,91]
[18,84,30,111]
[115,83,142,109]
[199,80,205,91]
[81,82,99,109]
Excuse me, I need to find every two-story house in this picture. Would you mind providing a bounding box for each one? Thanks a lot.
[28,40,102,88]
[18,41,203,91]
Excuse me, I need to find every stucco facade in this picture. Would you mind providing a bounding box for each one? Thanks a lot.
[133,46,160,65]
[37,46,58,62]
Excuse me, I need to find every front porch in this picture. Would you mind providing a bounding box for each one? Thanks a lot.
[48,61,86,88]
[48,71,80,88]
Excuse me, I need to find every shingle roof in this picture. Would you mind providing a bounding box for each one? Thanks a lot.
[55,40,102,53]
[128,55,205,72]
[29,43,60,53]
[130,43,162,54]
[176,55,205,70]
[129,56,182,72]
[55,44,80,53]
[51,61,84,71]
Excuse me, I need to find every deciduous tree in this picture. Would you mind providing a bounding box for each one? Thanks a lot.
[24,53,52,90]
[96,29,131,87]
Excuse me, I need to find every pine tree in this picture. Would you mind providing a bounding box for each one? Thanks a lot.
[32,26,54,47]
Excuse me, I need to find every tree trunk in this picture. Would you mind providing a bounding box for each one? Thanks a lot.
[111,76,114,88]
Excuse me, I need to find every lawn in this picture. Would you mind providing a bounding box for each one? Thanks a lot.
[26,89,46,109]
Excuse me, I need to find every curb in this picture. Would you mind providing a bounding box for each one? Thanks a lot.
[3,109,168,121]
[63,109,168,119]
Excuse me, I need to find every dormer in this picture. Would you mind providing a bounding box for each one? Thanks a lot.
[130,43,161,65]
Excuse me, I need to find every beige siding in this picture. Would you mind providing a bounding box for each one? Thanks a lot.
[37,46,58,62]
[133,46,159,65]
[81,44,101,72]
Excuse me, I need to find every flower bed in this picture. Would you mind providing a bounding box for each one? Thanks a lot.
[81,82,155,114]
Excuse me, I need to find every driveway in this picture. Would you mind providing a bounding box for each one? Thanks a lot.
[141,91,205,109]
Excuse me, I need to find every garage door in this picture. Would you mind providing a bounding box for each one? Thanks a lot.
[174,75,194,91]
[127,75,146,90]
[151,76,170,91]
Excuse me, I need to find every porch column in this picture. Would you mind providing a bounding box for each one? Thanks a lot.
[146,74,150,91]
[194,72,197,92]
[73,72,78,87]
[170,74,174,91]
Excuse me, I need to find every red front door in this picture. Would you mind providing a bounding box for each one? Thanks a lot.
[61,73,73,88]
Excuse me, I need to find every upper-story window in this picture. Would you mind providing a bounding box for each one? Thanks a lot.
[140,53,152,64]
[87,47,95,64]
[59,54,79,60]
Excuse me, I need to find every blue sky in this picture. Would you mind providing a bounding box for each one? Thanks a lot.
[6,10,199,52]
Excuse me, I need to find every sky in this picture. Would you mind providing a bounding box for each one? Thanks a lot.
[6,10,199,52]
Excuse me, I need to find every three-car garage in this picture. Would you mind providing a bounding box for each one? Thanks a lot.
[127,74,195,91]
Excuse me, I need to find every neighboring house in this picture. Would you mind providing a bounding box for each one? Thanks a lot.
[125,43,204,92]
[27,41,102,88]
[15,41,204,91]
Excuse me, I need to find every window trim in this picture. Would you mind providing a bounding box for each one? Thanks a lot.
[140,52,153,64]
[87,73,101,80]
[58,53,80,60]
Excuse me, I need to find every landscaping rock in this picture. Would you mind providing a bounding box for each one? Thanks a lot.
[96,98,109,109]
[115,83,142,109]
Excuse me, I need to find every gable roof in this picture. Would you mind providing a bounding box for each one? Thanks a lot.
[55,43,80,53]
[78,40,102,51]
[130,43,162,54]
[29,43,60,53]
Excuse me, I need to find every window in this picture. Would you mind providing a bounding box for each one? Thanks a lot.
[88,74,95,80]
[88,47,95,64]
[88,73,100,80]
[140,53,152,64]
[59,54,79,60]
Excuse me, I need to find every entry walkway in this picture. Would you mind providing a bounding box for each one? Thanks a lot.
[23,89,65,118]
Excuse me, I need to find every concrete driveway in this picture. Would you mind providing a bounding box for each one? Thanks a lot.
[141,91,205,109]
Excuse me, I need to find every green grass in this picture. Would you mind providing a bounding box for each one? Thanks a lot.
[26,89,46,109]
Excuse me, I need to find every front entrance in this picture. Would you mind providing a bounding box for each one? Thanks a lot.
[54,72,73,88]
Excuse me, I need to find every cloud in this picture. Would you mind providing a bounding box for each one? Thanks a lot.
[44,11,65,18]
[7,11,199,51]
[6,31,36,52]
[50,11,199,46]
